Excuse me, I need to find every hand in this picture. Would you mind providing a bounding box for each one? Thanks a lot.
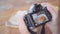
[41,3,58,34]
[18,3,58,34]
[18,11,30,34]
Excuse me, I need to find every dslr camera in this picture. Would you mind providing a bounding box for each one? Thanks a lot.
[24,4,52,34]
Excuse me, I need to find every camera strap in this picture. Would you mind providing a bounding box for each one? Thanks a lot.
[41,24,45,34]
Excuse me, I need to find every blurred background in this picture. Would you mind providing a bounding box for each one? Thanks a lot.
[0,0,59,34]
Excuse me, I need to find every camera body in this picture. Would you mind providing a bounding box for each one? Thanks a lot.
[24,4,52,30]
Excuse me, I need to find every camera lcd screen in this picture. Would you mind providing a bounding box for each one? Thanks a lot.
[32,12,48,24]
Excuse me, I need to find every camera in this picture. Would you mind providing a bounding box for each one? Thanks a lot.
[24,4,52,33]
